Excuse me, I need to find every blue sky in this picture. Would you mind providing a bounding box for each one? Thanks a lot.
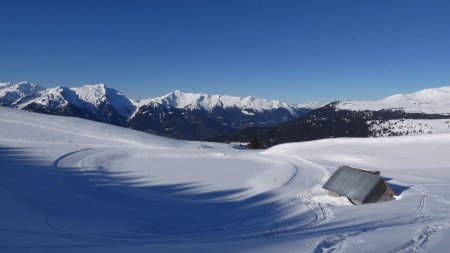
[1,0,450,103]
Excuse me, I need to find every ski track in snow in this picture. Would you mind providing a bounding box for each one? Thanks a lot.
[384,224,445,253]
[410,184,431,223]
[309,180,450,253]
[273,155,335,231]
[312,229,374,253]
[2,143,448,252]
[45,147,335,245]
[381,184,450,253]
[42,146,450,252]
[305,168,450,253]
[3,108,450,252]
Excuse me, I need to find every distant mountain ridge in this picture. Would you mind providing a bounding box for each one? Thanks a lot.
[0,82,318,140]
[143,89,318,114]
[6,81,450,144]
[334,86,450,115]
[214,86,450,147]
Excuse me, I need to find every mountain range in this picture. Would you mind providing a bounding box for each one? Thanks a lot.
[3,82,450,145]
[0,82,318,140]
[215,86,450,147]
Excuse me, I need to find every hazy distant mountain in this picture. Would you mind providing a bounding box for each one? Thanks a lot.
[0,82,318,140]
[215,86,450,147]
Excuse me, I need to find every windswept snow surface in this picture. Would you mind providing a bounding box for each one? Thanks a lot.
[1,107,450,252]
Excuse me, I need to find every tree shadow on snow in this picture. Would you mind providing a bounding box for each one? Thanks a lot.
[0,146,316,245]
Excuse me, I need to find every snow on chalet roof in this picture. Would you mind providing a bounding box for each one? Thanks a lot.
[323,166,384,202]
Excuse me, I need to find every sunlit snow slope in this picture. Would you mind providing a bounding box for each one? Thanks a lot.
[335,86,450,115]
[1,106,450,253]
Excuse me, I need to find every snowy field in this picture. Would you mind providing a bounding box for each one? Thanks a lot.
[1,106,450,253]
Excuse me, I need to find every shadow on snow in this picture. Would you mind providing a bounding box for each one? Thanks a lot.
[0,147,317,245]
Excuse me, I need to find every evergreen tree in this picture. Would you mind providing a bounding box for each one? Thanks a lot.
[248,138,260,149]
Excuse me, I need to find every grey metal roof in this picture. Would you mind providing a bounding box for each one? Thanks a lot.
[323,166,383,202]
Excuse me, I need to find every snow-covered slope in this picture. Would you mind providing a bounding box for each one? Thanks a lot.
[2,106,450,252]
[0,106,182,148]
[336,86,450,114]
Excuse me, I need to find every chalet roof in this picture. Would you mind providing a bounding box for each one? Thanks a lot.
[323,166,384,202]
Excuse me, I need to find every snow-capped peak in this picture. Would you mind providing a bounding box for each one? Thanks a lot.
[71,84,108,105]
[296,102,325,110]
[69,84,136,118]
[0,81,44,93]
[1,82,320,122]
[17,86,70,109]
[1,82,136,119]
[335,86,450,114]
[142,90,307,113]
[381,86,450,104]
[0,81,44,105]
